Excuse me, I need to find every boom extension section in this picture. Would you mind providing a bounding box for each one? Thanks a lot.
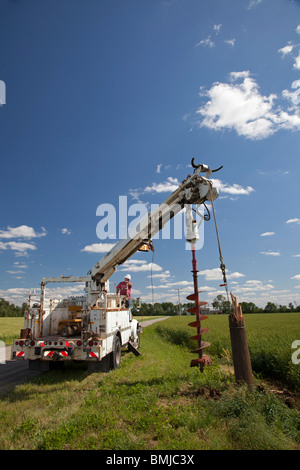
[88,162,221,306]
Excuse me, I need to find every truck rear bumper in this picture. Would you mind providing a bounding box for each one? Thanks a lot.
[11,338,103,362]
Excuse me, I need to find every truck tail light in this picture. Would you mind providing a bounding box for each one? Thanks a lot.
[30,340,35,346]
[77,341,82,347]
[88,341,94,347]
[19,341,24,346]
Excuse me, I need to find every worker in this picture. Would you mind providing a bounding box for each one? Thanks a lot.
[116,274,132,308]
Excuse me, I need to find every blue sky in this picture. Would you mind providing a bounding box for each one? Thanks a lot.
[1,0,300,308]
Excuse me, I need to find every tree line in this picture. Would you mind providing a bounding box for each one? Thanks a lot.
[0,298,28,317]
[131,295,300,316]
[208,295,300,314]
[1,296,299,318]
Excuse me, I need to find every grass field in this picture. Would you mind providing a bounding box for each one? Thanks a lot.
[155,313,300,392]
[0,314,299,450]
[0,317,23,345]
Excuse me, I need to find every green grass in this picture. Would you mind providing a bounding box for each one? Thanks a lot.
[0,317,23,345]
[0,315,299,450]
[155,313,300,391]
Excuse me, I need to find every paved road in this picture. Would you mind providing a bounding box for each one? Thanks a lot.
[0,317,169,395]
[0,346,40,395]
[139,316,169,328]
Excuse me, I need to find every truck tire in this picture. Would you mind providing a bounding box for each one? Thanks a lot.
[111,334,121,370]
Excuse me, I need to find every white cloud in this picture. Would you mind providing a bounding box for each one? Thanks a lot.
[213,24,222,34]
[13,262,27,268]
[291,274,300,280]
[147,270,171,280]
[61,228,71,235]
[228,272,246,280]
[128,188,146,205]
[196,71,300,140]
[260,251,281,256]
[156,164,162,174]
[1,241,37,256]
[81,243,115,253]
[6,270,25,274]
[296,25,300,35]
[195,36,215,48]
[260,232,275,237]
[293,52,300,70]
[231,280,275,293]
[278,44,294,57]
[197,267,245,281]
[147,280,193,289]
[0,225,46,239]
[286,218,300,225]
[129,175,180,205]
[282,80,300,106]
[258,169,289,176]
[247,0,262,9]
[292,254,300,258]
[211,178,254,196]
[119,259,163,273]
[224,39,236,47]
[144,177,179,193]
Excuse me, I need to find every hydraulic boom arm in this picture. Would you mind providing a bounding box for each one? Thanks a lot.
[90,162,222,296]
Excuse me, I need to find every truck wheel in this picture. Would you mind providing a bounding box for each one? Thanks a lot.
[111,335,121,370]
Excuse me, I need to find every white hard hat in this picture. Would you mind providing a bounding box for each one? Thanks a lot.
[125,274,131,280]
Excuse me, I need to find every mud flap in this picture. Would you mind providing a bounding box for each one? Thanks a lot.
[28,360,63,371]
[88,354,111,373]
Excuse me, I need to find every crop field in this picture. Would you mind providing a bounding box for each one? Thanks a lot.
[0,317,23,345]
[155,313,300,392]
[0,314,299,450]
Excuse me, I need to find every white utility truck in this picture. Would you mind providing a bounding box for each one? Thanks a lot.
[11,161,221,372]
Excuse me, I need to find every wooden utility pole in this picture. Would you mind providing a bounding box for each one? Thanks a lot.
[229,293,254,388]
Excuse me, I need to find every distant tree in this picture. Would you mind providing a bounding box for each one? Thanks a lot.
[212,294,225,311]
[279,304,288,313]
[0,298,25,317]
[240,301,260,313]
[288,303,295,312]
[131,301,178,317]
[264,302,278,313]
[212,295,231,314]
[153,303,164,316]
[182,302,194,315]
[161,302,177,316]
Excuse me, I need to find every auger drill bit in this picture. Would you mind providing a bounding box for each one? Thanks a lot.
[187,248,211,372]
